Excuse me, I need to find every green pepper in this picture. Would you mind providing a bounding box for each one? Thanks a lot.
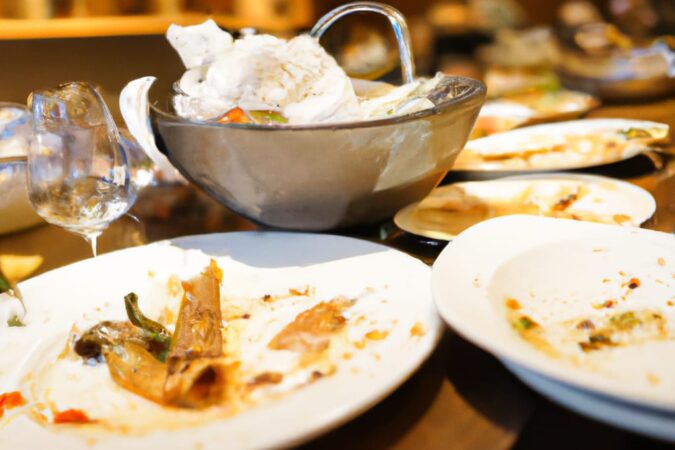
[124,292,172,361]
[248,110,288,124]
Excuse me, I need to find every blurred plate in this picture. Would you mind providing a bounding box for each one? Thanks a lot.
[0,103,42,235]
[454,118,669,171]
[0,158,41,235]
[471,90,600,138]
[394,173,655,241]
[504,360,675,442]
[0,232,441,450]
[432,215,675,411]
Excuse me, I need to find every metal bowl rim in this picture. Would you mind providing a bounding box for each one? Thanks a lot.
[149,75,486,131]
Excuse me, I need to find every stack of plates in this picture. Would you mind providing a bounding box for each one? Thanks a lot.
[432,215,675,441]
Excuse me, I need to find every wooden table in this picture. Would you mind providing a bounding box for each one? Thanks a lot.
[1,98,674,450]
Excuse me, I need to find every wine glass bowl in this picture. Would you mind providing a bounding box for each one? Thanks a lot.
[27,82,136,255]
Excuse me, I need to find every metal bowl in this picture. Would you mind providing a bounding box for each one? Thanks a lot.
[148,76,485,230]
[0,102,41,235]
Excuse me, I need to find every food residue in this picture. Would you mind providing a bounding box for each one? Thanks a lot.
[268,297,354,352]
[613,214,631,225]
[512,315,539,331]
[0,391,25,419]
[365,330,389,341]
[410,322,426,337]
[593,299,616,309]
[505,298,522,310]
[53,409,93,424]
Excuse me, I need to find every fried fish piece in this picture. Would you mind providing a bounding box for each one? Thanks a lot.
[164,260,226,408]
[268,297,354,353]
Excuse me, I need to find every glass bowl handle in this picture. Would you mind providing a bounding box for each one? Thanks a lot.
[310,1,416,84]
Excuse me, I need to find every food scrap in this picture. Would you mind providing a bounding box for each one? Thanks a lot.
[53,409,93,424]
[268,297,354,352]
[410,322,426,337]
[0,391,25,419]
[579,332,616,352]
[512,315,539,331]
[74,260,227,409]
[505,298,521,310]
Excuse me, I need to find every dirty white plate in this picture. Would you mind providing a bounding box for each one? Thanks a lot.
[454,118,669,171]
[504,361,675,442]
[432,215,675,411]
[395,173,655,241]
[0,232,441,450]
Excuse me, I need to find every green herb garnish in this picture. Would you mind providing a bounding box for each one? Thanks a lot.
[248,110,288,124]
[7,315,25,327]
[609,311,641,331]
[513,315,538,331]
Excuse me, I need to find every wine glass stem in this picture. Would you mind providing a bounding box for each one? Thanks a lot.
[84,232,101,258]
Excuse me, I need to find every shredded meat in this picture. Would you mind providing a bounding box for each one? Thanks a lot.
[268,297,354,352]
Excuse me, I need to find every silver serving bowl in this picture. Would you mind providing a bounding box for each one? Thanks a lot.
[146,76,485,230]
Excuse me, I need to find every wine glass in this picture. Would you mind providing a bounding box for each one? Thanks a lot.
[26,82,136,256]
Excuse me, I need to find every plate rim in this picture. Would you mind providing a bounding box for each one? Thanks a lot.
[503,359,675,443]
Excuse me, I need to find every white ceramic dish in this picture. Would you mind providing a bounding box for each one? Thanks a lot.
[0,232,441,450]
[432,215,675,411]
[394,173,656,240]
[504,360,675,442]
[454,118,669,171]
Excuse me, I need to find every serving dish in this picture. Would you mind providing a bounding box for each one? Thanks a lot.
[394,173,655,240]
[0,231,441,449]
[147,77,484,230]
[120,4,486,231]
[433,215,675,411]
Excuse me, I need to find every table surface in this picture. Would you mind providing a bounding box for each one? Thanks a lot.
[1,97,674,450]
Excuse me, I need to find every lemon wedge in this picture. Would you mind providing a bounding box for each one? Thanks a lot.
[0,254,44,283]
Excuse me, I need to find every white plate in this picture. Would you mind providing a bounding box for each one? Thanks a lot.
[432,215,675,411]
[454,118,669,171]
[504,360,675,442]
[394,173,656,240]
[471,90,600,138]
[0,232,441,450]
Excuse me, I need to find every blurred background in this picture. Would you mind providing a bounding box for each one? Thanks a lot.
[1,0,673,119]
